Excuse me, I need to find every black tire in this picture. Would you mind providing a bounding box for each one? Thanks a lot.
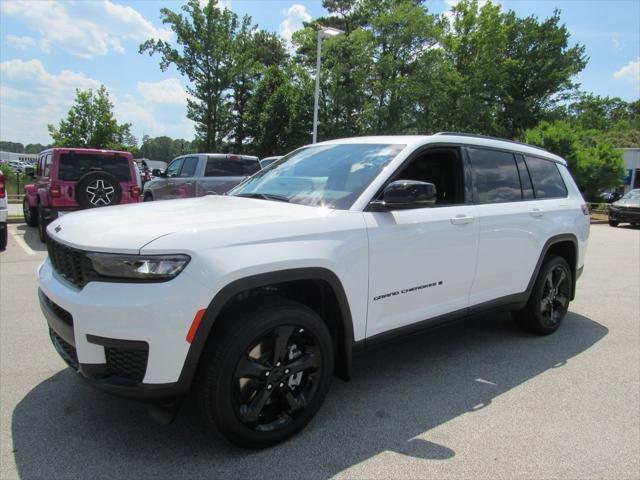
[0,223,7,251]
[23,197,38,226]
[76,171,122,209]
[37,204,47,243]
[195,297,334,449]
[609,220,619,227]
[515,255,572,335]
[143,193,153,202]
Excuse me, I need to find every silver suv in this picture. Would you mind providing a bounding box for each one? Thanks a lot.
[142,153,260,201]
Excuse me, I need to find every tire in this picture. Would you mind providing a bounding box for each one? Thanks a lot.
[0,223,7,251]
[37,204,48,243]
[609,220,619,227]
[195,297,334,449]
[76,171,122,209]
[23,197,38,226]
[515,255,572,335]
[143,193,153,202]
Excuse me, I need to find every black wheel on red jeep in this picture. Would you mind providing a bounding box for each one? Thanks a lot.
[37,204,47,243]
[76,171,122,209]
[23,197,38,226]
[195,297,334,449]
[0,222,7,251]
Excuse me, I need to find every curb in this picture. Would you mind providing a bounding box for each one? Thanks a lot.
[7,216,24,224]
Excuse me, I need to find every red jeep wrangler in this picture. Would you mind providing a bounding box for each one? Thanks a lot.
[23,148,141,242]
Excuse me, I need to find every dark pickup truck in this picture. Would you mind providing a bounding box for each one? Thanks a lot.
[142,153,260,201]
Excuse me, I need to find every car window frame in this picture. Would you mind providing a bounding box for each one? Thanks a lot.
[179,156,200,178]
[466,146,525,205]
[165,158,184,178]
[523,155,569,200]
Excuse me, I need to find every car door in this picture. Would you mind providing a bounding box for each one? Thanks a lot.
[154,158,183,200]
[364,146,480,338]
[198,156,244,195]
[172,156,199,199]
[467,147,544,307]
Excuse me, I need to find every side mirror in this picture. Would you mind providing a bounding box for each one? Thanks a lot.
[25,166,35,178]
[370,180,437,211]
[151,169,163,177]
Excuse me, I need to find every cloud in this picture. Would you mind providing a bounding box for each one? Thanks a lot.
[0,59,194,144]
[6,34,36,50]
[137,78,189,105]
[613,58,640,83]
[198,0,232,10]
[0,0,173,59]
[279,4,311,49]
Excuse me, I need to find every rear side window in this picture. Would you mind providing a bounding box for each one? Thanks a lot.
[242,159,260,176]
[468,148,522,203]
[58,154,131,182]
[180,157,199,177]
[205,158,250,177]
[515,155,534,200]
[43,154,52,177]
[525,156,568,198]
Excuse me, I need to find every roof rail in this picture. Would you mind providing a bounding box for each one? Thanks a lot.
[433,131,549,153]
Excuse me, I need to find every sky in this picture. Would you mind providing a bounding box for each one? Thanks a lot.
[0,0,639,146]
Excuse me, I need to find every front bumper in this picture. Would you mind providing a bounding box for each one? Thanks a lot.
[38,258,215,401]
[609,207,640,223]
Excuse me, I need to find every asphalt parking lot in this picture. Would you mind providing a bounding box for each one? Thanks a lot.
[1,222,638,479]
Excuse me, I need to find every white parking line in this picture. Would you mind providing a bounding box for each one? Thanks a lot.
[9,224,35,255]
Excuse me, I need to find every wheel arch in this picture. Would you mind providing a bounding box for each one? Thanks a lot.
[179,267,356,391]
[527,234,578,301]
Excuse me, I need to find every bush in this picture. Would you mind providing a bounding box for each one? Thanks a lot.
[0,164,30,196]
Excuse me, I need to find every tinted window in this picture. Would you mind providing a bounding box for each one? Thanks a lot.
[469,148,521,203]
[165,158,183,178]
[58,154,130,181]
[205,158,243,177]
[43,154,52,177]
[180,157,199,177]
[242,159,260,176]
[515,155,534,200]
[525,156,568,198]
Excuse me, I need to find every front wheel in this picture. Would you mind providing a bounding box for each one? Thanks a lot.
[195,298,334,448]
[609,220,619,227]
[515,255,572,335]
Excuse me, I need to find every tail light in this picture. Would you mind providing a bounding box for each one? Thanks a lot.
[130,185,141,197]
[581,204,590,215]
[0,174,5,199]
[49,185,61,197]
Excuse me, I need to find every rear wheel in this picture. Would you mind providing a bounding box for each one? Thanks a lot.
[515,255,572,335]
[23,198,38,226]
[609,220,619,227]
[195,298,334,448]
[0,223,7,251]
[143,193,153,202]
[37,204,47,243]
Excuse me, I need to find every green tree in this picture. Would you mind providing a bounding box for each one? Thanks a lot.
[24,143,49,154]
[522,120,625,200]
[48,85,132,149]
[0,141,24,153]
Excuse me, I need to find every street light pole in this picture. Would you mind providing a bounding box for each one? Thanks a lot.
[312,27,344,144]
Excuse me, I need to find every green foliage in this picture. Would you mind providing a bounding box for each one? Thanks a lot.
[521,120,625,200]
[140,135,194,162]
[47,85,133,150]
[0,141,25,153]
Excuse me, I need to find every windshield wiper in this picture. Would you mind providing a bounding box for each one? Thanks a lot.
[235,193,290,203]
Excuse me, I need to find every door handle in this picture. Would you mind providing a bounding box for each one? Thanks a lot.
[450,214,474,225]
[529,208,544,218]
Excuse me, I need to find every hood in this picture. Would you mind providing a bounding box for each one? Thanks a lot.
[612,198,640,208]
[47,196,343,253]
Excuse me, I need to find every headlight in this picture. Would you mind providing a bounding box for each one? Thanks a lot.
[88,253,190,281]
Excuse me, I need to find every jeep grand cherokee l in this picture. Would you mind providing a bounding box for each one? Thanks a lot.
[23,148,141,242]
[38,133,589,448]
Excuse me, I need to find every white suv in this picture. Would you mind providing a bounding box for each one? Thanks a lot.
[38,133,590,448]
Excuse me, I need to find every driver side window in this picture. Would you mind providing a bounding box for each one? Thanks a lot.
[165,158,184,178]
[390,147,465,206]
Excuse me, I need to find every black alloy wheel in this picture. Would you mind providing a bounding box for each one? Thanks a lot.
[195,298,334,448]
[538,265,570,329]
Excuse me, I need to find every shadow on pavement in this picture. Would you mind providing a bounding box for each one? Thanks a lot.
[15,224,47,252]
[11,311,606,479]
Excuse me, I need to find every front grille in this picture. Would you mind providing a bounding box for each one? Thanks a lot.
[42,293,73,327]
[105,346,149,382]
[50,328,78,369]
[47,238,93,288]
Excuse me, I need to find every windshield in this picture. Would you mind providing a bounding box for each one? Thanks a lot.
[622,189,640,200]
[229,143,405,209]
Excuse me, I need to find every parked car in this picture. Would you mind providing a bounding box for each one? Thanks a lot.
[608,189,640,227]
[23,148,141,242]
[259,156,282,169]
[39,133,589,448]
[142,153,260,201]
[0,169,7,250]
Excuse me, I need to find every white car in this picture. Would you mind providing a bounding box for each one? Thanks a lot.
[39,133,589,448]
[0,169,7,250]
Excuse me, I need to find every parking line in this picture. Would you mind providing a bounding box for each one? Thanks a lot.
[10,224,35,256]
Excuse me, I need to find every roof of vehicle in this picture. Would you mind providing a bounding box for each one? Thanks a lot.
[318,133,567,165]
[174,153,259,160]
[39,147,133,157]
